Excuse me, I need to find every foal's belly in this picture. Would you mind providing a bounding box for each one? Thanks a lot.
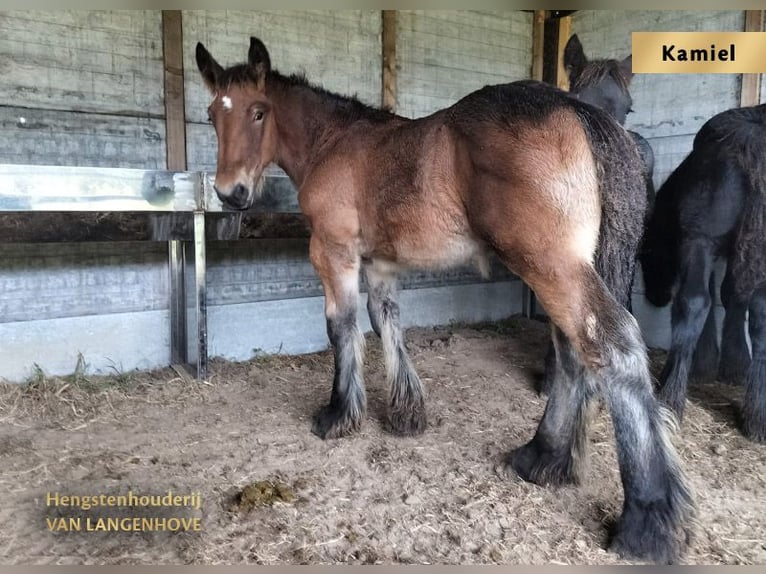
[366,228,491,278]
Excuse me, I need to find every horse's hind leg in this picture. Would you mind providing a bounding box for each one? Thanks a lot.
[365,262,426,435]
[742,286,766,442]
[718,264,751,385]
[657,239,715,420]
[537,343,558,395]
[507,326,594,485]
[510,261,694,562]
[690,270,719,384]
[309,236,366,439]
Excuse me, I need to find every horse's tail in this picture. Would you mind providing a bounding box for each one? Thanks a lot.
[573,104,646,308]
[638,159,691,307]
[731,131,766,299]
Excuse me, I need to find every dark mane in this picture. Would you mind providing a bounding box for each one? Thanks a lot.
[213,63,395,124]
[573,59,631,95]
[270,71,396,124]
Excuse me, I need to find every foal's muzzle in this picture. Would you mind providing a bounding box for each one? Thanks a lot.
[214,183,250,211]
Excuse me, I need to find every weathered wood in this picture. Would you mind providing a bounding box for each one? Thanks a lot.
[740,10,764,107]
[0,11,164,116]
[556,16,572,90]
[532,10,546,81]
[162,10,187,171]
[382,10,397,110]
[0,106,165,168]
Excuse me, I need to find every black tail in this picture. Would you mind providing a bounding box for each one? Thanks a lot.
[728,113,766,299]
[574,104,647,308]
[639,159,691,307]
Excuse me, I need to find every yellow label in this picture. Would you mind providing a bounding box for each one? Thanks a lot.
[632,32,766,73]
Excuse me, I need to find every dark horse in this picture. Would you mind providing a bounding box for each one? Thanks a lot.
[538,34,656,394]
[563,34,655,210]
[641,103,766,442]
[197,37,694,562]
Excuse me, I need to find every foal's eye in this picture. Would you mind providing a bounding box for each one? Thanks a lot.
[253,110,264,122]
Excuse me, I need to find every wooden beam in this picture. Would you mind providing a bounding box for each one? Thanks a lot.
[531,10,546,81]
[556,16,572,90]
[740,10,764,108]
[162,10,187,171]
[382,10,397,110]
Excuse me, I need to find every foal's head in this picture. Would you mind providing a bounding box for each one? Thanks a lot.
[196,37,275,210]
[564,34,634,125]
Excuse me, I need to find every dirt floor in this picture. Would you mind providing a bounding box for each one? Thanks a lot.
[1,316,764,565]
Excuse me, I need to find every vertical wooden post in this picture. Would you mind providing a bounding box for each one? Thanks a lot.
[555,16,572,91]
[162,10,190,368]
[162,10,187,171]
[531,10,546,81]
[542,13,572,90]
[524,10,547,319]
[740,10,764,107]
[382,10,397,110]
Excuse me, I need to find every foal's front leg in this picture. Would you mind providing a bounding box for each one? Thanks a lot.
[365,262,427,435]
[309,236,366,439]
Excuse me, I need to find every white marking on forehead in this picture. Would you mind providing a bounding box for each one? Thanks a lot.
[221,95,232,110]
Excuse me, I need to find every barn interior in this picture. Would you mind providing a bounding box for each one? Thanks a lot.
[0,10,762,380]
[0,10,765,566]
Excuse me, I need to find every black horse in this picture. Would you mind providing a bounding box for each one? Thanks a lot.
[563,34,655,211]
[641,104,766,442]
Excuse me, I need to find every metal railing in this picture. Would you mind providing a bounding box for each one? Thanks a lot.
[0,164,300,380]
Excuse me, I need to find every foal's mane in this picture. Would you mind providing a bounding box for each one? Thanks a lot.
[573,59,631,95]
[214,63,395,124]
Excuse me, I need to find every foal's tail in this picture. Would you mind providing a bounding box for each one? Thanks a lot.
[573,105,646,308]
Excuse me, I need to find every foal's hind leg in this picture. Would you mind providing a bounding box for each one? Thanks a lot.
[690,270,719,384]
[365,262,426,435]
[657,239,715,420]
[507,326,594,485]
[538,342,558,395]
[741,286,766,442]
[718,264,751,385]
[509,262,694,563]
[309,236,366,439]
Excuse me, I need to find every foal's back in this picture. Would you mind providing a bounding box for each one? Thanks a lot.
[347,82,607,273]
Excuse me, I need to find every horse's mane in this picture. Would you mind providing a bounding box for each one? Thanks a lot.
[212,63,395,124]
[572,60,631,95]
[271,71,395,124]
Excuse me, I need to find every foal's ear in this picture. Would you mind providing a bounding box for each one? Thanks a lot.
[563,34,587,84]
[620,54,634,82]
[196,42,223,92]
[248,37,271,85]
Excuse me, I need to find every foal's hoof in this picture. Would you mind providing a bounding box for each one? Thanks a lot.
[311,405,362,440]
[504,439,579,486]
[387,397,427,436]
[609,498,692,564]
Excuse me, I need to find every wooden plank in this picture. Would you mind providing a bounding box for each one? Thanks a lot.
[382,10,397,110]
[162,10,187,171]
[531,10,546,81]
[556,16,572,90]
[740,10,764,107]
[0,105,165,168]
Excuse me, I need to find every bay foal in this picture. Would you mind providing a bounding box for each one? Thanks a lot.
[197,37,694,563]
